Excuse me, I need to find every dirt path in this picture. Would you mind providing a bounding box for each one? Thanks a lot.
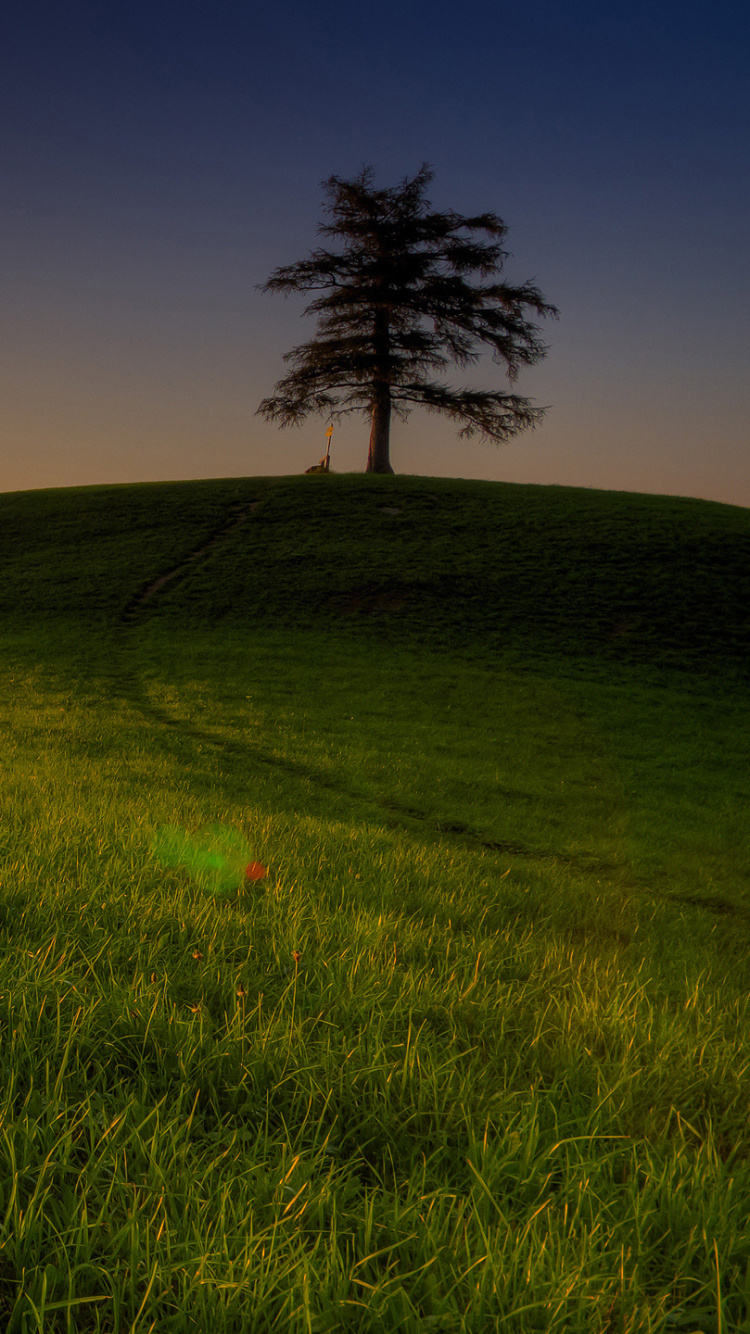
[120,500,261,623]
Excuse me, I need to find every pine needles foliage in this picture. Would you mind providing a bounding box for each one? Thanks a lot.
[257,164,558,472]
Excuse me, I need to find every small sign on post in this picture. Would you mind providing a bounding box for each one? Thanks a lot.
[305,421,334,474]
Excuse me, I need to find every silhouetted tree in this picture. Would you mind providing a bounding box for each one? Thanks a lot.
[257,165,557,474]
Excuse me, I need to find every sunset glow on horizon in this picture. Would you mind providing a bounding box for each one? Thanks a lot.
[2,0,748,507]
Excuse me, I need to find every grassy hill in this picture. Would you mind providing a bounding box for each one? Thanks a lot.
[0,473,748,1332]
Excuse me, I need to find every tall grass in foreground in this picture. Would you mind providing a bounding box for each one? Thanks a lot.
[0,474,748,1331]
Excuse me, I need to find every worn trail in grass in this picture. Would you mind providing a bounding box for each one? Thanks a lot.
[0,474,748,1331]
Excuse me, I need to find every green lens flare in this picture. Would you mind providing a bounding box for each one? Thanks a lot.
[152,823,255,894]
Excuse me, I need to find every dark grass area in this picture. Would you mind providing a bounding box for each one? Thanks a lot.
[3,472,748,688]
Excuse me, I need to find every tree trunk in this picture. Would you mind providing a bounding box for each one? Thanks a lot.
[366,380,394,473]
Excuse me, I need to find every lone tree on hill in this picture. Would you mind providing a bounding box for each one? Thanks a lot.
[257,165,558,474]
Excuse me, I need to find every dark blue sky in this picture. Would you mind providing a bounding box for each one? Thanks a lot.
[2,0,748,502]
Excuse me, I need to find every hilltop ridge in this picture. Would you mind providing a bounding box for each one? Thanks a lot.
[1,473,747,687]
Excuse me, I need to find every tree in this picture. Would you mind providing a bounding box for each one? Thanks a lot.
[257,165,558,474]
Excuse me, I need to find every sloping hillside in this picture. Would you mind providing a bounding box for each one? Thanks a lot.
[2,473,748,687]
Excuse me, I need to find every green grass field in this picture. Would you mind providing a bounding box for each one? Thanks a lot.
[1,471,749,1332]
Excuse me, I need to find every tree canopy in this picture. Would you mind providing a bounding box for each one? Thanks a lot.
[257,165,558,473]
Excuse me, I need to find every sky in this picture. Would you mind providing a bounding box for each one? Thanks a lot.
[1,0,748,506]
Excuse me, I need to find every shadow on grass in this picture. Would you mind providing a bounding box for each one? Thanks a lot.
[107,623,635,887]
